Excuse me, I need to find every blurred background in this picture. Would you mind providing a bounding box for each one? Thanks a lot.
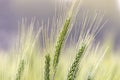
[0,0,120,52]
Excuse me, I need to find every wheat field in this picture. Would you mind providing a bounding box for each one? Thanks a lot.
[0,0,120,80]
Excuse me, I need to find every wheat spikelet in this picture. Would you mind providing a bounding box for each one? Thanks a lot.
[53,18,71,69]
[15,59,25,80]
[52,1,81,79]
[52,18,71,80]
[44,54,51,80]
[67,44,86,80]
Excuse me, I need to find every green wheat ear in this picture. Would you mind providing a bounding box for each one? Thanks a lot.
[44,54,51,80]
[67,44,86,80]
[15,59,25,80]
[52,0,80,79]
[53,18,71,71]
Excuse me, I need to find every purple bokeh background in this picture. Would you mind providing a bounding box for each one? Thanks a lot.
[0,0,120,52]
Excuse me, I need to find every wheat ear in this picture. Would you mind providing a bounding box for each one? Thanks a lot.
[15,59,25,80]
[53,18,71,69]
[44,54,51,80]
[67,44,86,80]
